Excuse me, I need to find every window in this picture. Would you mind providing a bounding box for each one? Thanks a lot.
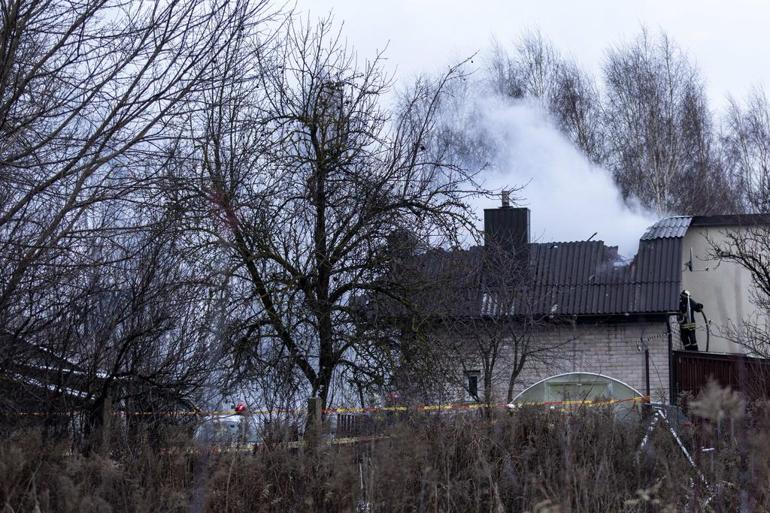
[465,371,480,401]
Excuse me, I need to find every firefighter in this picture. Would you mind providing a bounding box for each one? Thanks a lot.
[679,290,703,351]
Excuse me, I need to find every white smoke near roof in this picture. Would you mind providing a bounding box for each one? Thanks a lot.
[456,93,657,258]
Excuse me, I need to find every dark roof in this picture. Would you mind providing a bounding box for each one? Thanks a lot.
[539,213,770,315]
[690,213,770,228]
[640,216,691,240]
[525,234,682,316]
[374,246,485,319]
[383,216,692,319]
[527,216,689,315]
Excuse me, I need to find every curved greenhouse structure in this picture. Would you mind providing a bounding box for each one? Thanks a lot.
[509,372,644,415]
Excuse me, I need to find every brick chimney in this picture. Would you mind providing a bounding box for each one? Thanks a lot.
[483,196,530,267]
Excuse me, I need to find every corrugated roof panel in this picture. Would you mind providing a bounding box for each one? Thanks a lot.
[622,278,632,312]
[538,249,548,286]
[569,244,581,286]
[591,281,602,314]
[579,275,590,313]
[398,215,693,318]
[640,216,692,240]
[559,245,570,284]
[569,244,581,282]
[654,240,664,284]
[598,285,607,314]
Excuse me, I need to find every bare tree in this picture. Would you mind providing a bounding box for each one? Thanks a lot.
[603,29,731,215]
[0,0,272,338]
[171,16,484,410]
[549,61,605,163]
[0,0,276,442]
[459,29,740,216]
[488,32,604,161]
[0,198,227,448]
[418,242,570,405]
[489,32,561,101]
[722,89,770,213]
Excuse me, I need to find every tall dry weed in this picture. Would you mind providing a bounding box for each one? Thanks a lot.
[2,393,770,512]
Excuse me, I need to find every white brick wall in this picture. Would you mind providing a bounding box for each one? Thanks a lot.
[451,318,675,404]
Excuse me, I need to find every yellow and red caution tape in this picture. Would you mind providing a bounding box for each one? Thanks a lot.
[6,396,650,417]
[513,395,650,409]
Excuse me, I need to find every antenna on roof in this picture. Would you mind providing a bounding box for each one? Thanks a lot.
[587,232,597,241]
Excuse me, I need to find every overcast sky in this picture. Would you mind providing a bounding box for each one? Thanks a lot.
[296,0,769,111]
[294,1,770,254]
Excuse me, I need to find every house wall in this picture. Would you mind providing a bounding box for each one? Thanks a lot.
[456,318,676,405]
[680,225,764,354]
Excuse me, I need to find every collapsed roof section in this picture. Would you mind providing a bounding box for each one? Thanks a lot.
[526,224,686,316]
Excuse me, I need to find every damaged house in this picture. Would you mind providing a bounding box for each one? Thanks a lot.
[380,199,770,405]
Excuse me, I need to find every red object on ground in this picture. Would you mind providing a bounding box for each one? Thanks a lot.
[234,402,247,414]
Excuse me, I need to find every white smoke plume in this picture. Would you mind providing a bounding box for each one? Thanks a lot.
[453,93,658,258]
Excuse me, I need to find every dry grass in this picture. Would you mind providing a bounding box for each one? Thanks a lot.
[1,397,768,512]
